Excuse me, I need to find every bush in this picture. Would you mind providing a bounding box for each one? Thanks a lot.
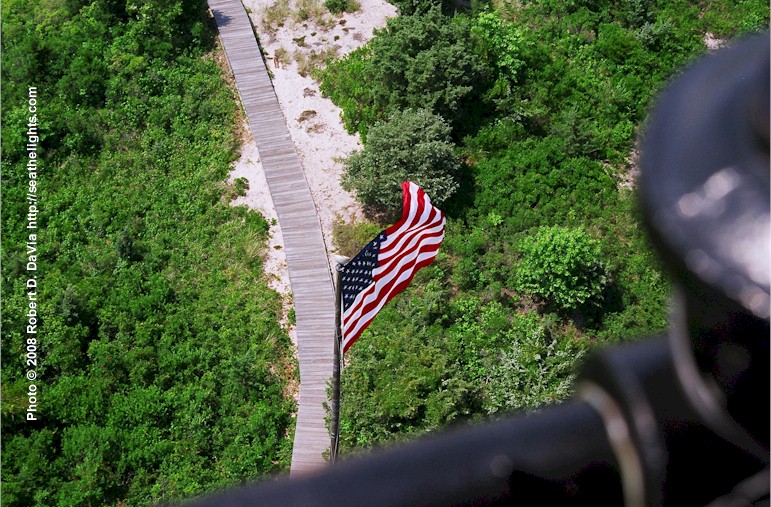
[324,0,359,14]
[471,10,526,84]
[292,0,325,22]
[324,0,344,12]
[261,0,291,31]
[234,177,250,196]
[342,108,461,215]
[332,218,382,258]
[517,226,608,311]
[387,0,457,16]
[483,312,586,414]
[320,7,492,136]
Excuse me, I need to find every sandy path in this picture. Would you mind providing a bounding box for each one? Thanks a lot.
[228,0,396,343]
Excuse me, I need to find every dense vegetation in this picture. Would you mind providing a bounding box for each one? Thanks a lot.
[322,0,768,452]
[1,1,296,505]
[1,0,766,503]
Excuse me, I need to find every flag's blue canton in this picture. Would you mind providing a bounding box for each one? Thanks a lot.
[341,232,387,312]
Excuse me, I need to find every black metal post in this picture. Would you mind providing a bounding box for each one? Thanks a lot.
[330,256,349,463]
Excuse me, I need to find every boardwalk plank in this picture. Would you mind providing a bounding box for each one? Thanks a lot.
[209,0,335,477]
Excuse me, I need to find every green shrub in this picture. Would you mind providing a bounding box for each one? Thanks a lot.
[320,7,492,136]
[332,218,382,258]
[471,10,526,84]
[470,136,617,230]
[517,226,608,311]
[324,0,345,12]
[318,46,377,136]
[234,177,250,196]
[324,0,359,14]
[342,108,461,215]
[387,0,458,16]
[483,312,586,414]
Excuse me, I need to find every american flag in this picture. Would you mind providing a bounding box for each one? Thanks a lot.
[340,182,446,353]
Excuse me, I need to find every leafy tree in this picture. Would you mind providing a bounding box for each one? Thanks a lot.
[471,10,526,84]
[321,7,492,137]
[517,226,608,311]
[342,108,461,214]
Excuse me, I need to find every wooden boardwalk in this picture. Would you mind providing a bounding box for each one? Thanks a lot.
[208,0,336,476]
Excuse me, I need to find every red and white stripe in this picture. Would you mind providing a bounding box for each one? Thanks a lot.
[342,182,445,353]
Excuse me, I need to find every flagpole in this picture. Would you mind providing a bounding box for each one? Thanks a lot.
[330,255,348,464]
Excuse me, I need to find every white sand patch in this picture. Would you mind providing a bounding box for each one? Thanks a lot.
[705,32,725,52]
[618,147,640,191]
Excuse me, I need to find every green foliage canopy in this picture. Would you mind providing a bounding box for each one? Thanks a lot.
[517,226,608,311]
[342,108,461,214]
[471,10,526,85]
[320,6,491,137]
